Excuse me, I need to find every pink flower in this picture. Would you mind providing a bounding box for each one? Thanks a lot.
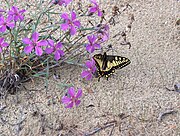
[86,34,101,53]
[45,39,64,61]
[8,6,26,22]
[0,37,9,53]
[81,58,96,80]
[52,0,72,6]
[61,87,83,108]
[96,24,109,43]
[60,11,81,35]
[0,16,15,33]
[23,32,47,56]
[89,0,102,17]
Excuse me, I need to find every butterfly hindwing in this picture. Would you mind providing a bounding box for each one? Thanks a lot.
[93,52,131,81]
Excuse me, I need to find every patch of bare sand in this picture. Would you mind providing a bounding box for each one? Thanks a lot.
[0,0,180,135]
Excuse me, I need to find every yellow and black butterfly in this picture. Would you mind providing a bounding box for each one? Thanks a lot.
[93,52,131,81]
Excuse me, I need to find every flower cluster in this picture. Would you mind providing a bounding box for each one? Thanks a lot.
[0,6,26,33]
[0,6,25,54]
[80,0,110,84]
[23,32,65,61]
[0,0,110,109]
[59,0,109,108]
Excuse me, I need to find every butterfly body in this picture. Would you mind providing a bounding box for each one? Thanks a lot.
[93,52,131,81]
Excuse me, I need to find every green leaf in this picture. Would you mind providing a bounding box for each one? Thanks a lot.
[57,83,73,89]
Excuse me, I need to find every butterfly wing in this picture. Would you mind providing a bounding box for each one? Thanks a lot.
[105,55,131,70]
[93,52,131,81]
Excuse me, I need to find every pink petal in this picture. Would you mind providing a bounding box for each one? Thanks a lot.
[12,6,18,13]
[37,40,48,46]
[86,44,94,53]
[65,102,74,108]
[90,0,97,4]
[81,70,90,78]
[54,51,60,61]
[0,37,4,43]
[65,0,72,5]
[24,45,33,54]
[94,43,101,49]
[70,25,76,35]
[104,24,109,30]
[22,38,32,44]
[68,87,75,97]
[2,42,9,47]
[45,47,54,54]
[91,35,97,42]
[19,15,24,21]
[98,10,102,17]
[8,11,13,15]
[92,67,96,73]
[90,46,95,53]
[101,32,109,42]
[32,32,39,42]
[14,16,19,21]
[89,7,97,13]
[56,42,63,48]
[61,23,69,31]
[0,16,5,23]
[0,19,3,24]
[86,44,91,52]
[86,73,92,80]
[35,46,43,56]
[57,0,64,6]
[75,100,81,106]
[76,89,82,98]
[91,58,95,65]
[57,50,64,56]
[47,39,54,47]
[61,96,71,104]
[7,15,13,21]
[0,9,5,13]
[71,11,76,20]
[73,20,81,28]
[61,13,69,20]
[7,22,15,28]
[85,60,92,68]
[87,35,92,42]
[19,9,26,14]
[0,26,6,32]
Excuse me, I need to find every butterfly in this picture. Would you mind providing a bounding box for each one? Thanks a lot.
[93,52,131,81]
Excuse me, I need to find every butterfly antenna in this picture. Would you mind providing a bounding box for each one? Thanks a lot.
[105,44,117,55]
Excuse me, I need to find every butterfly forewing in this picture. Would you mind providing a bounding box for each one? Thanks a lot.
[107,55,131,70]
[93,54,103,71]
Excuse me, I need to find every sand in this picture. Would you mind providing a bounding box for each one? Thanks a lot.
[0,0,179,135]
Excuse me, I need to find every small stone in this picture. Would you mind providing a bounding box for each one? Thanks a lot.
[174,83,180,92]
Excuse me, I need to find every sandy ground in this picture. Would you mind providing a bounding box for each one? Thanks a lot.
[0,0,180,136]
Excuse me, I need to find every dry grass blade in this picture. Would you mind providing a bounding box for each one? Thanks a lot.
[0,70,21,97]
